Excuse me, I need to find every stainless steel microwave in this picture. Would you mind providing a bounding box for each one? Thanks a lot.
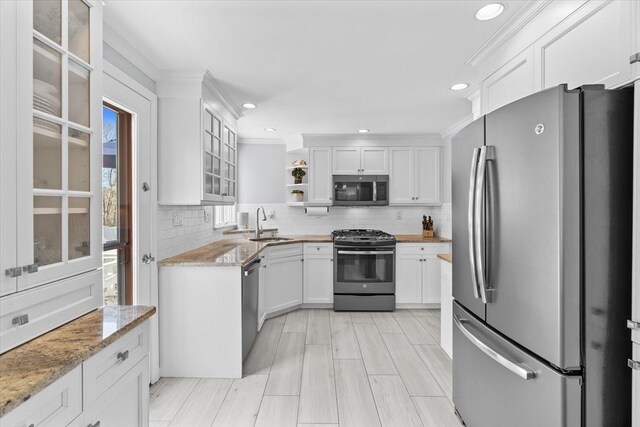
[332,175,389,206]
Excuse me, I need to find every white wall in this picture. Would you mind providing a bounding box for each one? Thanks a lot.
[238,143,286,204]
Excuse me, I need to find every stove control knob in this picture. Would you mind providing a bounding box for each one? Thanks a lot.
[363,284,368,288]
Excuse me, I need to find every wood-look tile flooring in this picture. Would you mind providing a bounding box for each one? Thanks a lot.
[149,309,461,427]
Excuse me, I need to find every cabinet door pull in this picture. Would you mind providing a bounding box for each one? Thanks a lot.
[23,263,38,274]
[12,314,29,326]
[628,359,640,370]
[4,267,22,277]
[627,320,640,330]
[117,350,130,362]
[87,421,101,427]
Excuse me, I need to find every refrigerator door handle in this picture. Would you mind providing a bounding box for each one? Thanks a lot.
[468,148,480,299]
[454,315,536,380]
[474,146,490,303]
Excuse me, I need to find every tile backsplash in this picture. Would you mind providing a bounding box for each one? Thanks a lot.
[157,203,451,260]
[157,205,225,260]
[237,203,452,238]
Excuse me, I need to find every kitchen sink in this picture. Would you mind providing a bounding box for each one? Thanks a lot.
[249,237,293,243]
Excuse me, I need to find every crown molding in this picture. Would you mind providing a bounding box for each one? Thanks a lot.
[301,133,441,141]
[103,22,160,81]
[203,70,244,120]
[465,0,553,67]
[238,138,285,145]
[441,114,474,139]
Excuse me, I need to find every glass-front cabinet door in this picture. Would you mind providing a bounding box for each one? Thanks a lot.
[16,0,102,291]
[222,124,237,201]
[202,107,222,202]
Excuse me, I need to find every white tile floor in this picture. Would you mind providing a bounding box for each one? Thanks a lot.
[149,309,462,427]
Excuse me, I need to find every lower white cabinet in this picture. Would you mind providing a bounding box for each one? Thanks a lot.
[82,355,149,427]
[395,244,449,305]
[0,366,83,427]
[258,257,267,330]
[440,259,453,358]
[0,321,150,427]
[303,243,333,304]
[264,245,304,314]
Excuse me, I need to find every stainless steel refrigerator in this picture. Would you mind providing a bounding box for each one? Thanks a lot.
[451,84,634,427]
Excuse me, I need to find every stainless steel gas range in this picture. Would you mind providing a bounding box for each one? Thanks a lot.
[331,229,396,311]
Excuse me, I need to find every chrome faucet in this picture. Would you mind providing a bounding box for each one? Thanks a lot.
[256,206,267,238]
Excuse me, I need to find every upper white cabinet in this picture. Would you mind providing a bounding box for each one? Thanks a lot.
[534,0,638,91]
[158,71,241,205]
[308,147,333,205]
[482,49,535,114]
[333,147,388,175]
[477,0,640,115]
[390,147,441,205]
[1,0,102,296]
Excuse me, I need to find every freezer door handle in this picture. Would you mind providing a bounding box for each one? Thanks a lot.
[474,146,490,303]
[468,148,480,299]
[454,315,536,380]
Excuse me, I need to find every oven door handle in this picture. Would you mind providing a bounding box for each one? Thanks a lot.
[337,250,395,255]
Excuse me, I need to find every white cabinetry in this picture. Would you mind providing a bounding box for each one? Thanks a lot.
[440,259,453,358]
[333,147,388,175]
[390,147,441,205]
[158,72,240,205]
[395,244,449,305]
[258,256,267,330]
[308,147,333,205]
[482,49,535,114]
[534,0,638,91]
[264,245,303,313]
[0,322,150,427]
[0,366,83,427]
[82,356,149,427]
[303,243,333,304]
[0,0,103,350]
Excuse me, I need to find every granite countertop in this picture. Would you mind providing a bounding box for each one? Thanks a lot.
[158,234,452,268]
[438,253,453,263]
[0,305,156,418]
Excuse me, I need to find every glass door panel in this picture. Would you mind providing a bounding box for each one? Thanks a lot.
[33,0,62,45]
[68,197,90,260]
[68,0,90,62]
[335,252,393,283]
[68,60,90,126]
[33,118,62,190]
[33,39,62,118]
[33,196,62,267]
[68,128,90,191]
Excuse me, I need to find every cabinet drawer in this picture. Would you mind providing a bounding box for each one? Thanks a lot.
[83,321,149,407]
[265,243,303,260]
[396,243,450,255]
[441,260,452,281]
[303,243,333,256]
[0,366,82,427]
[0,270,102,353]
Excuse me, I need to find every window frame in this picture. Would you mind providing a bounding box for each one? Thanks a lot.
[213,204,237,229]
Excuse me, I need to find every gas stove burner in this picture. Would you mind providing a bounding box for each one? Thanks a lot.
[331,229,396,243]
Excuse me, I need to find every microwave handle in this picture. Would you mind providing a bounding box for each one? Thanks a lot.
[373,181,377,202]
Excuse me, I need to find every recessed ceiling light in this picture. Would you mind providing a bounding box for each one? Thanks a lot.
[450,83,469,91]
[475,3,505,21]
[357,129,370,133]
[242,103,256,109]
[264,128,276,132]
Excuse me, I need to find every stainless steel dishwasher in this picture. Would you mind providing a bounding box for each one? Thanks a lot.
[242,259,260,359]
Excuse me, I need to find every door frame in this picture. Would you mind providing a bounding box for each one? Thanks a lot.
[103,60,159,382]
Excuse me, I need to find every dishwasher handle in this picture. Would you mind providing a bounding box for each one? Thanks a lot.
[244,260,261,276]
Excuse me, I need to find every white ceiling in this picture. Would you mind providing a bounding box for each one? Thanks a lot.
[103,1,527,139]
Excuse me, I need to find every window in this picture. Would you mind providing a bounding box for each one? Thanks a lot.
[102,103,133,306]
[214,205,237,228]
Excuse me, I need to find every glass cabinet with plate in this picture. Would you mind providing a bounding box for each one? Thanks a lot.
[1,0,103,297]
